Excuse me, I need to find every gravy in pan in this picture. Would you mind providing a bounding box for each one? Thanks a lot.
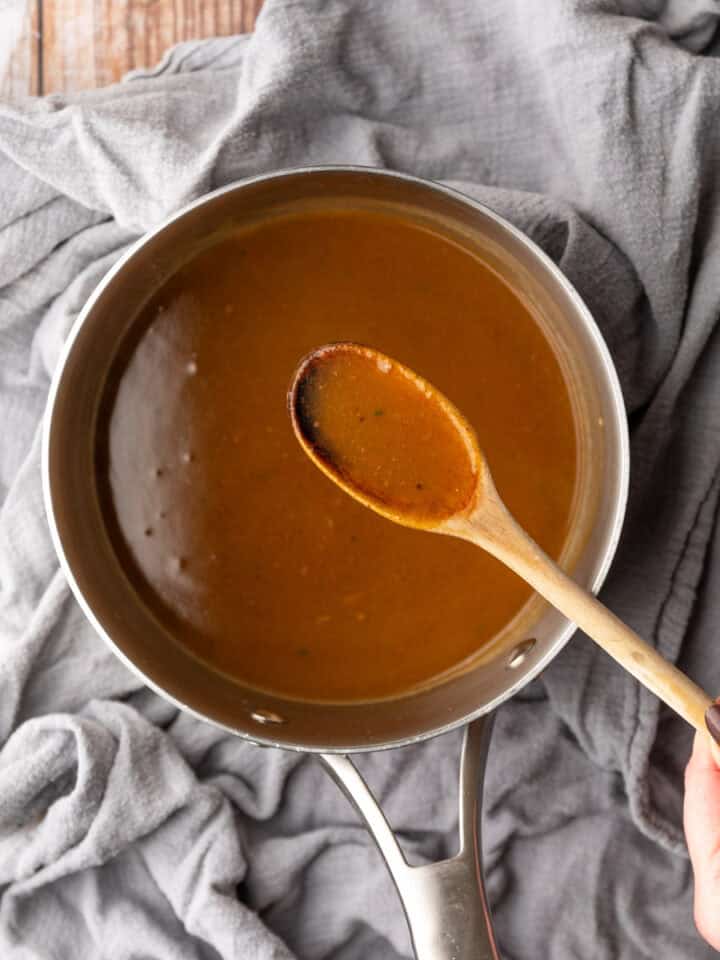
[96,208,577,702]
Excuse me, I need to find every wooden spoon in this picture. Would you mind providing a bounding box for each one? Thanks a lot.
[288,341,712,735]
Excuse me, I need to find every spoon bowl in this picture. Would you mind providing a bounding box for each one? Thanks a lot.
[289,341,486,529]
[290,341,714,738]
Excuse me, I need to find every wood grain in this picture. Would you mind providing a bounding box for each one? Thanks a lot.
[0,0,40,100]
[0,0,263,99]
[43,0,264,93]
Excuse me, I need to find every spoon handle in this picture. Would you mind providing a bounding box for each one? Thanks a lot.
[461,502,712,734]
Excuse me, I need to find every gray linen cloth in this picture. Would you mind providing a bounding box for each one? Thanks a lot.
[2,1,720,957]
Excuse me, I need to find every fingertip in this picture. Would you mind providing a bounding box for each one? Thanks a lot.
[706,703,720,744]
[705,703,720,767]
[688,729,717,774]
[685,726,720,872]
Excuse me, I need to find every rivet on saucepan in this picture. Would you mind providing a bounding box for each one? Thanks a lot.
[507,638,537,670]
[250,709,287,726]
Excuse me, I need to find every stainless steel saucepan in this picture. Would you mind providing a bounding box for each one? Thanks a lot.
[43,168,629,959]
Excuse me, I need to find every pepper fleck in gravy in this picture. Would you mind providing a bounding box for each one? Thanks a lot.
[96,207,577,702]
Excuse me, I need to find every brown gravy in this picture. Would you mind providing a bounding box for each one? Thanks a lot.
[96,208,577,702]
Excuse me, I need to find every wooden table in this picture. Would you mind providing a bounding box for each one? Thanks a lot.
[1,0,264,100]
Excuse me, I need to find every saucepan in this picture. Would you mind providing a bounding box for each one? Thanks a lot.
[42,168,629,959]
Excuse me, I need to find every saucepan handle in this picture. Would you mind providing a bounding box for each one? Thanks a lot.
[321,716,500,960]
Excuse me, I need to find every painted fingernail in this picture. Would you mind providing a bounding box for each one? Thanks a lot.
[705,704,720,745]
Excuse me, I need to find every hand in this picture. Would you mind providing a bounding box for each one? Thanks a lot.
[684,720,720,950]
